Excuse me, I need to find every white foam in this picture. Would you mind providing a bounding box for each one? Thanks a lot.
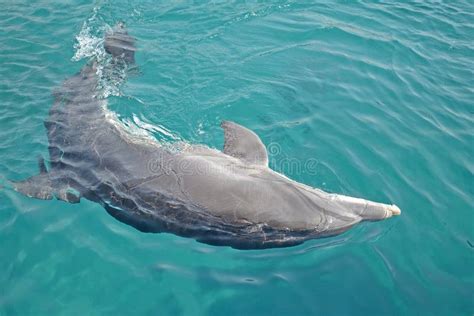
[72,8,126,98]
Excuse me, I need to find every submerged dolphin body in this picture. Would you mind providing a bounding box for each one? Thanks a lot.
[13,25,400,249]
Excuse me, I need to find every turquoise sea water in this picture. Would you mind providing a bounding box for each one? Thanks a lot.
[1,1,473,315]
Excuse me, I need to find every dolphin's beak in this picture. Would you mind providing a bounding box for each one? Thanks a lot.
[387,204,402,217]
[329,194,402,220]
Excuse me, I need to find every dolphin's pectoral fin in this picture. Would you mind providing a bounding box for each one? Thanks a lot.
[11,173,54,200]
[221,120,268,166]
[11,156,53,200]
[38,156,48,174]
[12,175,82,203]
[11,156,81,203]
[13,176,82,203]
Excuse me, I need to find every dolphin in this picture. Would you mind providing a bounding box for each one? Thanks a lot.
[12,24,401,249]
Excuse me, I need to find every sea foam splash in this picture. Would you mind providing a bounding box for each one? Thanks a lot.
[72,6,128,98]
[71,6,183,146]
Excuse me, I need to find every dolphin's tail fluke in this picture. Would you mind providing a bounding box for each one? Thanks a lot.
[104,22,136,64]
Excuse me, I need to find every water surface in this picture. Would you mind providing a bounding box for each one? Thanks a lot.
[0,1,473,315]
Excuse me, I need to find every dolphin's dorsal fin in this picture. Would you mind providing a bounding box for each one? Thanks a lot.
[221,121,268,166]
